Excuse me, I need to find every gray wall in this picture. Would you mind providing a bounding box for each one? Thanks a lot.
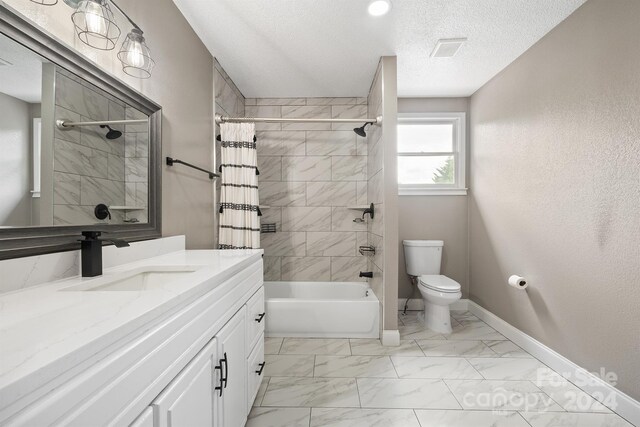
[247,97,369,281]
[5,0,217,248]
[397,98,470,299]
[469,0,640,401]
[0,92,31,226]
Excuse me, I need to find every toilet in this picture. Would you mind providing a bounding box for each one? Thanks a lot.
[402,240,461,334]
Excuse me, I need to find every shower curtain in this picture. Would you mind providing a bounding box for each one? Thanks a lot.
[218,122,260,249]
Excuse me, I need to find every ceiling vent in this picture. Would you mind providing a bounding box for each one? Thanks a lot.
[430,38,467,58]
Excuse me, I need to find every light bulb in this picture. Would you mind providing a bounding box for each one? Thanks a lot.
[84,1,105,34]
[126,41,145,68]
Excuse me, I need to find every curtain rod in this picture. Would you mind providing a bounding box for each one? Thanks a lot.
[56,119,148,129]
[215,114,382,126]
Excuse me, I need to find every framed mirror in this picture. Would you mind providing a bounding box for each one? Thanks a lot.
[0,7,161,259]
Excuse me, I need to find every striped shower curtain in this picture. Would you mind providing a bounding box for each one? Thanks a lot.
[218,123,260,249]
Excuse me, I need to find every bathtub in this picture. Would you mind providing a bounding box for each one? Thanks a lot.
[264,281,379,338]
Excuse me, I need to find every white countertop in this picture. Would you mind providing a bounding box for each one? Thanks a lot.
[0,249,262,405]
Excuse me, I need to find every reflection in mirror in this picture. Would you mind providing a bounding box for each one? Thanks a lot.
[0,33,149,228]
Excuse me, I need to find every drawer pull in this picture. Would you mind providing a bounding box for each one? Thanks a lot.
[221,352,229,388]
[255,362,266,375]
[255,313,266,323]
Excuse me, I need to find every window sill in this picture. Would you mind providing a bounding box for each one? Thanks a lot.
[399,188,468,196]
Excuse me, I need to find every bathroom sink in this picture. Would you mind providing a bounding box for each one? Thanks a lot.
[61,266,201,292]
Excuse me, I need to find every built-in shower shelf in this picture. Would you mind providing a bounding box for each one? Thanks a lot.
[109,206,145,211]
[347,205,370,211]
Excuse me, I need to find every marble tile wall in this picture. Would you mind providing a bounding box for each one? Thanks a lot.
[124,106,149,223]
[367,64,385,301]
[52,69,148,225]
[248,97,370,282]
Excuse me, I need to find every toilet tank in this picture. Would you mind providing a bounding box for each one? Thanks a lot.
[402,240,443,276]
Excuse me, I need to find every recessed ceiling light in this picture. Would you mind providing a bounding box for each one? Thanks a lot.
[368,0,391,16]
[430,38,467,58]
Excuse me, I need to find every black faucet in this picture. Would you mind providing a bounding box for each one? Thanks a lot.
[359,271,373,278]
[362,203,375,220]
[80,231,130,277]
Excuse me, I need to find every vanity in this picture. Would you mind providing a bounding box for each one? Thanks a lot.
[0,237,265,426]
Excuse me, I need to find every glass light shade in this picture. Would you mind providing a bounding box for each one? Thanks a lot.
[71,0,121,50]
[30,0,59,5]
[117,29,155,79]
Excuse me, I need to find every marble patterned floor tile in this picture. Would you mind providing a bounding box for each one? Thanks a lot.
[262,377,359,407]
[520,412,633,427]
[310,408,420,427]
[468,357,562,381]
[535,380,611,413]
[265,337,284,354]
[357,378,461,409]
[399,323,447,340]
[349,339,424,356]
[280,338,351,355]
[246,407,311,427]
[390,356,483,380]
[416,340,498,357]
[445,379,564,412]
[484,340,533,358]
[415,409,531,427]
[314,355,397,378]
[450,311,481,322]
[253,377,270,407]
[444,322,507,341]
[265,354,315,377]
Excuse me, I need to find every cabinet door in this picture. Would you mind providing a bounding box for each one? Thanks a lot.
[216,307,247,427]
[247,333,265,412]
[152,338,218,427]
[129,407,154,427]
[246,287,265,353]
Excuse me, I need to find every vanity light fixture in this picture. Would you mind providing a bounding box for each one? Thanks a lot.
[118,28,155,79]
[29,0,58,5]
[71,0,121,50]
[368,0,391,16]
[30,0,156,78]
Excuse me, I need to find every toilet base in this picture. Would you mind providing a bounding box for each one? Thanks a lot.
[421,301,453,334]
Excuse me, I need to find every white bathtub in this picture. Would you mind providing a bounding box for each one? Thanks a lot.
[264,281,380,338]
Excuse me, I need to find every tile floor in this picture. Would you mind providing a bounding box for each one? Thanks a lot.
[247,310,634,427]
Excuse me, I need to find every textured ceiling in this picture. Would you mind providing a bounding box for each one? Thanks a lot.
[173,0,587,98]
[0,34,44,103]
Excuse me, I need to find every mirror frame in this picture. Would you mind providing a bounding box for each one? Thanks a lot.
[0,6,162,260]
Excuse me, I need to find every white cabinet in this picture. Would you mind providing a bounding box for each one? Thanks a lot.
[216,307,247,427]
[151,338,218,427]
[129,408,153,427]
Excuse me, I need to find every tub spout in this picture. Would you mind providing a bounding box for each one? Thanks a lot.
[359,271,373,278]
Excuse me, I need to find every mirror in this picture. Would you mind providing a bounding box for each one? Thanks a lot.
[0,33,149,227]
[0,8,161,259]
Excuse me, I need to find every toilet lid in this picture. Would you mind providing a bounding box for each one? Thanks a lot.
[419,275,461,293]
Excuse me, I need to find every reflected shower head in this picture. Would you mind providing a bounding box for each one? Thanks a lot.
[354,122,373,137]
[100,125,123,140]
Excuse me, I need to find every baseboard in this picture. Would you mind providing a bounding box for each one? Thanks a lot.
[381,329,400,346]
[468,300,640,427]
[398,298,469,312]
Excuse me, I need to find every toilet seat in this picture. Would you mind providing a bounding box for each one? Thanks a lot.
[418,275,461,293]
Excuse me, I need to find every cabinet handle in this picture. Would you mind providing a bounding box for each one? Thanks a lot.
[255,313,266,323]
[214,363,224,397]
[255,362,266,375]
[222,352,229,389]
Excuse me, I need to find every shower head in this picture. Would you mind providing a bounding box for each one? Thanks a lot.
[100,125,123,140]
[354,122,373,137]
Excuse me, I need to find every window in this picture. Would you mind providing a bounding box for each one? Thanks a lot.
[397,112,466,195]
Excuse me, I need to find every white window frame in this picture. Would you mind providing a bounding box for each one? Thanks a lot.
[397,112,467,196]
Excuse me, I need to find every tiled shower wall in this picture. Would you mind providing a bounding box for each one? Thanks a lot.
[246,97,371,282]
